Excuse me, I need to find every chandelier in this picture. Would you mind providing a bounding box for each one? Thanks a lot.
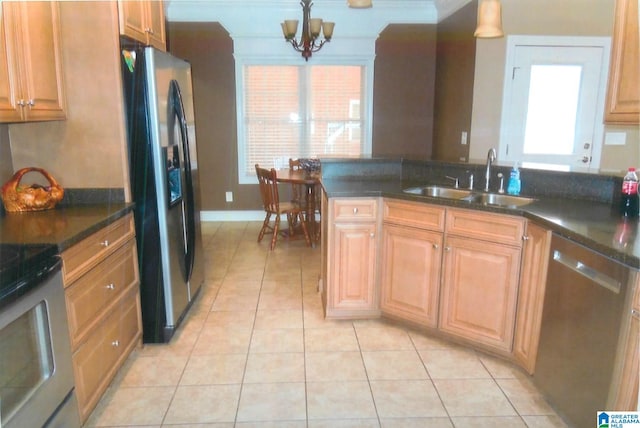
[281,0,335,61]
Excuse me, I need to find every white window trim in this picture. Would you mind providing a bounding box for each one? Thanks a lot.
[498,35,611,169]
[235,54,374,184]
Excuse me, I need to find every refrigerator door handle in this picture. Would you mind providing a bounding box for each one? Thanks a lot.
[169,79,196,283]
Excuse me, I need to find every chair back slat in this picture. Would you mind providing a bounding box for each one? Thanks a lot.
[255,164,280,213]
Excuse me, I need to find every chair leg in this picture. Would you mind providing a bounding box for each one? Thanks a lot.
[271,215,280,250]
[287,213,295,236]
[298,212,311,247]
[258,213,271,243]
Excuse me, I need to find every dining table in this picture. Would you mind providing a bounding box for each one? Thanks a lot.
[275,168,321,243]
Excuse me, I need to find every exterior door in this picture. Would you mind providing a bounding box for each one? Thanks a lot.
[499,37,610,169]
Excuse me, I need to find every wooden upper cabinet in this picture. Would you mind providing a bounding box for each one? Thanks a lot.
[0,1,66,122]
[118,0,166,51]
[605,0,639,124]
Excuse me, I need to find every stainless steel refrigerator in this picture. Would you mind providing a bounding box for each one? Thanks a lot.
[120,41,204,343]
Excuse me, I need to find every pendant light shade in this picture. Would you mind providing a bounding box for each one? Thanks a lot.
[348,0,372,8]
[474,0,504,38]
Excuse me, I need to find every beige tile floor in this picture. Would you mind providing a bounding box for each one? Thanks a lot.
[85,221,568,428]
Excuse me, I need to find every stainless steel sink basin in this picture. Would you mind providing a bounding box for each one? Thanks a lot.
[467,193,536,208]
[403,186,472,199]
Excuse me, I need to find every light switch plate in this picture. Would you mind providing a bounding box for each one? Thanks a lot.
[225,191,233,202]
[604,131,626,146]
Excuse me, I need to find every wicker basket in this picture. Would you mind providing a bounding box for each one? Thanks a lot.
[1,167,64,212]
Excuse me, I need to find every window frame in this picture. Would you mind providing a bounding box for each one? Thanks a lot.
[235,56,374,184]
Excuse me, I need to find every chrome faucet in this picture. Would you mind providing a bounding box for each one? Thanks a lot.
[485,148,497,191]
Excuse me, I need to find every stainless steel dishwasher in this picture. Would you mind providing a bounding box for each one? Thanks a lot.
[534,234,638,428]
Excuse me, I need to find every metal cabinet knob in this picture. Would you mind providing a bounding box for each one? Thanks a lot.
[522,235,530,241]
[370,232,374,238]
[433,244,439,250]
[111,340,120,347]
[27,99,35,107]
[444,246,451,252]
[353,208,358,214]
[100,240,110,247]
[105,283,115,290]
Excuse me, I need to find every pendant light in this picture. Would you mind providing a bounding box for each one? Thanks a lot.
[474,0,504,38]
[348,0,372,8]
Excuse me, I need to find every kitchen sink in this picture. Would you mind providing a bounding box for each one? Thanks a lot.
[403,186,536,208]
[403,186,472,199]
[466,193,536,208]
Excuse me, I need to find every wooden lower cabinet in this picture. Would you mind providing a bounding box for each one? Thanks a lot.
[323,197,380,318]
[72,286,141,420]
[439,233,522,354]
[611,277,640,410]
[328,222,378,315]
[380,222,442,328]
[62,213,142,423]
[513,222,552,374]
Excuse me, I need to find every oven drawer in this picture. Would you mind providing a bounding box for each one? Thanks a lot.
[61,214,135,285]
[65,239,139,348]
[72,286,141,421]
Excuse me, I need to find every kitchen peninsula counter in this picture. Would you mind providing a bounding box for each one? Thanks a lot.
[0,203,134,251]
[321,175,640,270]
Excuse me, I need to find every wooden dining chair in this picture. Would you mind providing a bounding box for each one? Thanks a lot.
[288,158,305,205]
[289,158,322,224]
[255,164,311,250]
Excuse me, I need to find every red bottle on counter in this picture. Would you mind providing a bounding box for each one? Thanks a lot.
[620,167,639,218]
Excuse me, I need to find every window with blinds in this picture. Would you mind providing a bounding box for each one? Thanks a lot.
[239,64,366,182]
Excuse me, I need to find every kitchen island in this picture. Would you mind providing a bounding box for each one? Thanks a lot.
[318,157,640,421]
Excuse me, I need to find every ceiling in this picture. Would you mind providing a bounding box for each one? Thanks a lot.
[165,0,473,24]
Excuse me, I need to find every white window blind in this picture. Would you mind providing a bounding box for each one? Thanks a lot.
[239,64,366,182]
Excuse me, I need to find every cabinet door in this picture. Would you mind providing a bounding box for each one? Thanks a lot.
[0,5,21,121]
[329,222,377,315]
[381,224,442,327]
[15,1,65,121]
[440,235,521,353]
[513,223,551,373]
[146,0,166,51]
[605,0,639,123]
[118,0,148,43]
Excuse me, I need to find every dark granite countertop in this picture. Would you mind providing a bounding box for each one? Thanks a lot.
[321,177,640,270]
[0,203,134,252]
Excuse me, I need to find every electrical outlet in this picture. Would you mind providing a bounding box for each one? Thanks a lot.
[225,191,233,202]
[460,131,468,145]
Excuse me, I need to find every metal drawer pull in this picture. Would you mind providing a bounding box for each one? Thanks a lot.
[111,340,120,347]
[552,250,621,294]
[353,208,358,214]
[105,283,115,290]
[632,309,640,319]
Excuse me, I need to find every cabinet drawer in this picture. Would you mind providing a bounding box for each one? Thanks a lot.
[65,239,139,348]
[383,199,445,231]
[62,213,135,285]
[332,198,378,222]
[446,208,525,247]
[72,286,141,422]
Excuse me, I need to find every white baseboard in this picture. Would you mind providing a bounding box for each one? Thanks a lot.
[200,210,265,222]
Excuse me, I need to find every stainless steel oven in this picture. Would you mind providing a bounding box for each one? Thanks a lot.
[0,244,80,428]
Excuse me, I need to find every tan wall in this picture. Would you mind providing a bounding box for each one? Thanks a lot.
[432,0,477,162]
[168,22,439,211]
[469,0,637,170]
[8,2,129,196]
[373,24,437,159]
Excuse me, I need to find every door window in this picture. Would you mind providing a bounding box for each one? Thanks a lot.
[499,37,610,169]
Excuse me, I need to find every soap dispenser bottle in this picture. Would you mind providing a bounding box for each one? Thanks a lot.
[507,162,521,195]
